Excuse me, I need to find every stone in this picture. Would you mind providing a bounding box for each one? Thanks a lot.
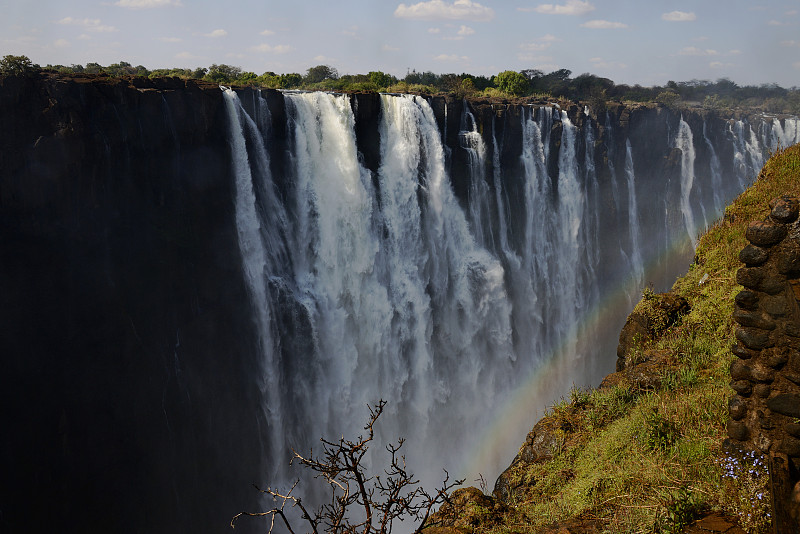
[736,267,764,289]
[735,326,773,350]
[786,424,800,438]
[733,309,776,330]
[754,384,772,398]
[786,322,800,338]
[779,436,800,457]
[732,342,758,360]
[746,219,787,246]
[751,364,775,383]
[735,290,759,310]
[765,347,790,369]
[770,195,800,224]
[786,374,800,387]
[777,241,800,275]
[762,295,788,317]
[731,380,753,396]
[727,420,749,441]
[761,275,788,295]
[729,396,748,420]
[730,360,752,381]
[767,394,800,418]
[739,244,769,266]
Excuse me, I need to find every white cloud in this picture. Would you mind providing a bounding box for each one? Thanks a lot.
[678,46,718,56]
[539,33,560,42]
[728,49,742,55]
[342,26,359,37]
[313,55,335,62]
[782,40,800,47]
[428,27,441,33]
[78,34,91,40]
[580,19,627,29]
[115,0,182,8]
[709,61,734,69]
[768,20,787,26]
[204,29,227,38]
[394,0,495,21]
[457,25,475,35]
[251,43,291,54]
[57,17,117,32]
[522,0,594,15]
[787,10,798,16]
[516,53,554,62]
[662,11,696,22]
[433,53,470,61]
[382,44,401,51]
[54,39,70,48]
[519,42,552,51]
[158,37,182,42]
[260,29,275,36]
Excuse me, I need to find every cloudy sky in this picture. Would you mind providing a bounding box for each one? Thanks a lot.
[3,0,800,86]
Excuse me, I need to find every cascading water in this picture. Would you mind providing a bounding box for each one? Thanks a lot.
[676,117,698,246]
[221,89,790,501]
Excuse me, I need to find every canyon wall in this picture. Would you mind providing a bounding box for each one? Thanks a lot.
[0,73,795,533]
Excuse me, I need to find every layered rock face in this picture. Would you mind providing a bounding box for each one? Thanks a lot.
[0,73,792,534]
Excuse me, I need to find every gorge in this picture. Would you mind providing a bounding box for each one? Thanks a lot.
[1,73,798,534]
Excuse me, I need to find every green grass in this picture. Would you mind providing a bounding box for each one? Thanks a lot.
[463,144,800,533]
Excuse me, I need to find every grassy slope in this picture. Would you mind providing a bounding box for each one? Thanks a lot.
[473,144,800,534]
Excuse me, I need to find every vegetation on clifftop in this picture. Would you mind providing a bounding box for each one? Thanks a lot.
[434,144,800,533]
[3,54,800,113]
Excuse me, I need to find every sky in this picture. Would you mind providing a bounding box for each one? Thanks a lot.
[3,0,800,87]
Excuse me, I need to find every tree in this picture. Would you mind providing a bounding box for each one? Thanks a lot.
[206,64,242,84]
[305,65,338,84]
[493,70,529,96]
[279,73,303,88]
[0,55,39,76]
[231,400,462,534]
[368,71,395,89]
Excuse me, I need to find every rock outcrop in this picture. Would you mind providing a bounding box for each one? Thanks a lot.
[727,195,800,532]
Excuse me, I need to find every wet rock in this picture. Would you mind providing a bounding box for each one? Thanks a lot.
[739,244,769,266]
[767,394,800,418]
[735,290,759,310]
[729,396,748,420]
[735,326,773,350]
[732,342,758,360]
[770,195,800,224]
[762,295,788,317]
[733,309,776,330]
[728,420,749,441]
[731,380,753,396]
[730,360,752,381]
[736,267,764,288]
[746,220,787,246]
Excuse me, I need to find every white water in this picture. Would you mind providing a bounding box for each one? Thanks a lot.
[220,90,783,501]
[676,117,698,246]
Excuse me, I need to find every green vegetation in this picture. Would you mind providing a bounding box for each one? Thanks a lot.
[451,144,800,533]
[0,54,39,75]
[2,53,797,112]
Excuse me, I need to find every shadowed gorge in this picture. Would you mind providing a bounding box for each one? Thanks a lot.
[1,73,798,534]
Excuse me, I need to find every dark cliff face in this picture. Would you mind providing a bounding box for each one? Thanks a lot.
[0,74,265,534]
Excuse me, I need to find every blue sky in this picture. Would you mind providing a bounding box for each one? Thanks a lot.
[3,0,800,86]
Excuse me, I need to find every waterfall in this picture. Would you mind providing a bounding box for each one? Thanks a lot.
[676,117,698,246]
[220,89,786,499]
[624,139,644,287]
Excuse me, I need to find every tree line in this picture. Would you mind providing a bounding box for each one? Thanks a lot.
[3,54,799,113]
